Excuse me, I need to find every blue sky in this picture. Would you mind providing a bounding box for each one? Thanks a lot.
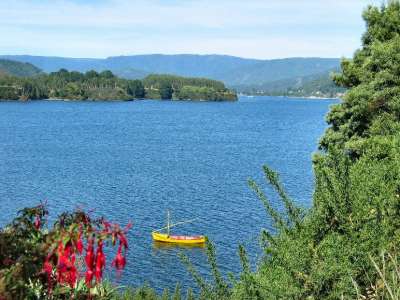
[0,0,382,59]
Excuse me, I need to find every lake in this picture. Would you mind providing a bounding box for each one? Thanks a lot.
[0,96,337,291]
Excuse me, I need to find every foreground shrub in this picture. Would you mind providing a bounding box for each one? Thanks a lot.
[0,204,131,299]
[354,251,400,300]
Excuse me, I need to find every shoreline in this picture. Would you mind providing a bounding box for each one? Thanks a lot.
[240,95,341,100]
[0,97,237,103]
[0,95,338,102]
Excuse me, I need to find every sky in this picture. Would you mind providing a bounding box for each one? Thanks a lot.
[0,0,383,59]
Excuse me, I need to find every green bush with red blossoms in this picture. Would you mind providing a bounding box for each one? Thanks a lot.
[0,204,131,299]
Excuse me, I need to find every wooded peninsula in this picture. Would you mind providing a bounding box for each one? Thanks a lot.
[0,68,237,101]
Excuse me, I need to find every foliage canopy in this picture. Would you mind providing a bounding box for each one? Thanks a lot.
[0,70,237,102]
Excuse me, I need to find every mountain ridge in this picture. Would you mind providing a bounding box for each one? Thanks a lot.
[0,54,339,78]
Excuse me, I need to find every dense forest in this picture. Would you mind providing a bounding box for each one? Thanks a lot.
[0,67,237,101]
[143,74,237,101]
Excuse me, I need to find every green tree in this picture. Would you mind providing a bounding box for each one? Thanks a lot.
[321,1,400,157]
[127,80,145,98]
[85,70,99,78]
[160,82,173,100]
[100,70,115,79]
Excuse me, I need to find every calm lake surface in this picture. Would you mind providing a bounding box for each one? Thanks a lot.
[0,96,337,291]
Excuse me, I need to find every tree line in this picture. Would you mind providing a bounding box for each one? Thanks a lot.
[0,70,237,101]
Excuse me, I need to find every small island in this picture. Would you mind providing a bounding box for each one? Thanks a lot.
[0,60,237,102]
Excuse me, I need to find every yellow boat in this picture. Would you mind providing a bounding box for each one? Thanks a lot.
[152,210,205,245]
[152,232,206,244]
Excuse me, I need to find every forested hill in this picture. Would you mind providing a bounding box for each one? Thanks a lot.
[0,59,42,77]
[237,70,346,98]
[143,74,236,101]
[0,69,237,101]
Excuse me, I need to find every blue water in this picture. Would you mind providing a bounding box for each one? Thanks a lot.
[0,96,336,291]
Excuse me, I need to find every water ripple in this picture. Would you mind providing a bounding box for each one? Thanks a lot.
[0,96,337,292]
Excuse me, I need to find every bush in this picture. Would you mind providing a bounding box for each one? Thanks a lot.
[0,204,131,299]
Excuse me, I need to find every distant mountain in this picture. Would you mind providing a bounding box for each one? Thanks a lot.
[0,55,100,73]
[0,54,342,96]
[0,59,42,77]
[218,57,340,86]
[0,55,150,79]
[104,54,259,79]
[111,67,149,79]
[0,54,258,80]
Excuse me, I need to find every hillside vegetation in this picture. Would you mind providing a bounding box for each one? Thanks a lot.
[143,74,236,101]
[0,69,236,101]
[0,59,42,77]
[238,71,346,98]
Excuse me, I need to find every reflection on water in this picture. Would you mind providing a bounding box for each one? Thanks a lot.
[153,241,206,250]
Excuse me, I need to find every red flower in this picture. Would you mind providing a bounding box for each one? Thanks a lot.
[34,215,41,230]
[112,244,126,270]
[43,256,53,281]
[94,265,102,283]
[85,269,94,286]
[56,241,77,288]
[57,241,64,259]
[76,231,84,254]
[64,242,72,257]
[94,240,106,282]
[118,233,128,249]
[56,242,68,282]
[42,255,54,292]
[85,238,94,270]
[40,210,132,291]
[67,264,77,287]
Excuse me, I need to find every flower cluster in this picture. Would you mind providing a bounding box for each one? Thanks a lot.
[39,210,132,292]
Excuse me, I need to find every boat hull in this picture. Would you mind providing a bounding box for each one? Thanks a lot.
[152,232,205,244]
